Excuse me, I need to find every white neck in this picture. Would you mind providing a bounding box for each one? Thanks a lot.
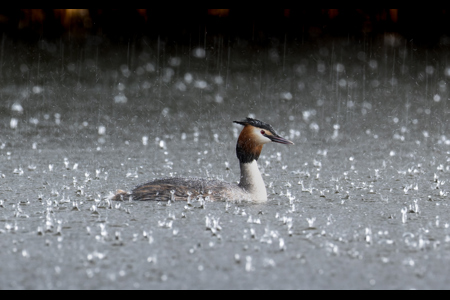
[238,160,267,202]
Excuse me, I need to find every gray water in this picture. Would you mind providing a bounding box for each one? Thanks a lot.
[1,36,450,289]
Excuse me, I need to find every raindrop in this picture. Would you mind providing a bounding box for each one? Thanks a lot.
[263,258,277,268]
[117,82,126,91]
[317,62,326,73]
[401,207,408,223]
[99,224,108,238]
[403,258,415,267]
[158,219,173,229]
[90,205,99,215]
[32,86,43,94]
[54,113,61,125]
[281,92,293,100]
[142,136,148,146]
[162,68,174,83]
[194,80,207,89]
[193,48,206,58]
[72,201,80,211]
[114,94,127,104]
[245,256,254,272]
[147,255,157,264]
[214,76,223,85]
[269,48,280,62]
[175,81,186,91]
[335,63,345,73]
[234,254,241,263]
[425,65,435,75]
[205,215,221,234]
[365,228,372,244]
[332,124,340,139]
[145,63,155,72]
[136,66,145,76]
[212,94,223,103]
[10,118,18,129]
[169,57,181,67]
[98,125,106,135]
[161,107,169,117]
[184,73,193,84]
[13,168,24,176]
[11,103,23,114]
[20,64,29,73]
[279,238,286,251]
[141,81,151,89]
[37,226,44,236]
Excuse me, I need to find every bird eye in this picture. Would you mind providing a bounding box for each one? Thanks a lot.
[261,130,266,135]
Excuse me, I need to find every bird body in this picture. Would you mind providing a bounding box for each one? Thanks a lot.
[110,118,293,203]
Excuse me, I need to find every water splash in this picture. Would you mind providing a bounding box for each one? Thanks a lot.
[401,207,408,224]
[72,201,80,211]
[205,215,221,235]
[409,199,420,214]
[245,256,254,272]
[247,215,261,225]
[307,217,316,229]
[158,219,173,229]
[365,228,373,244]
[279,238,286,251]
[332,124,340,139]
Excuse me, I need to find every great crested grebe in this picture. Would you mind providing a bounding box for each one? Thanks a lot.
[110,118,294,203]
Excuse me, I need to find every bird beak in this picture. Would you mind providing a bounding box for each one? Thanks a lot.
[268,135,294,145]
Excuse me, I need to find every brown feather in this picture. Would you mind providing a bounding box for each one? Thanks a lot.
[236,125,264,163]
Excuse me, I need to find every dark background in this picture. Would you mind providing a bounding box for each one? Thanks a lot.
[0,9,449,47]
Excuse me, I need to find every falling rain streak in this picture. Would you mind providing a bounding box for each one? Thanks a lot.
[0,30,450,290]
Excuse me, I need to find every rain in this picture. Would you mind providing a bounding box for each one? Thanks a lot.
[1,9,450,290]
